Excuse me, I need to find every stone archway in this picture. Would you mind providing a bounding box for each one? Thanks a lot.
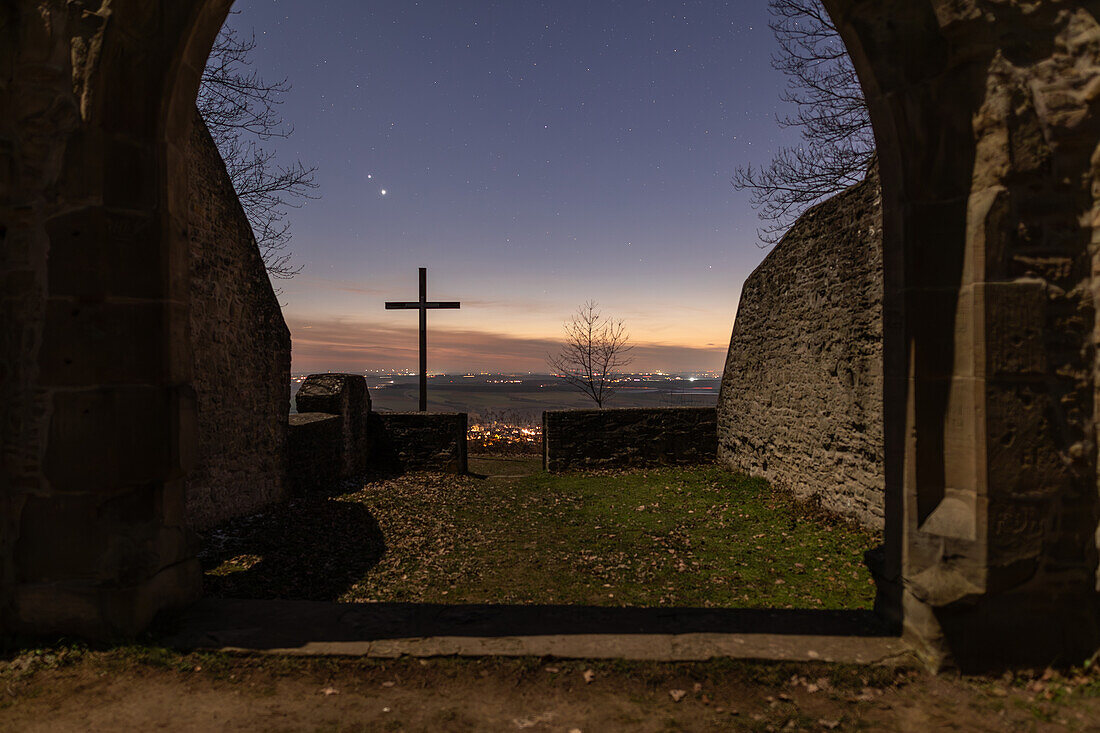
[2,0,1098,669]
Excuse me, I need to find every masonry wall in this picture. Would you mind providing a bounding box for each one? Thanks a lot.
[371,413,468,474]
[287,413,343,493]
[185,111,292,529]
[296,374,372,478]
[543,407,717,472]
[717,167,884,529]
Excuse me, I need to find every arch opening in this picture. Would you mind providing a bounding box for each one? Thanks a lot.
[2,0,1099,670]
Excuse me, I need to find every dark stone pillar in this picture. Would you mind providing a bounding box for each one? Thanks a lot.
[286,413,343,493]
[295,374,372,477]
[824,0,1100,670]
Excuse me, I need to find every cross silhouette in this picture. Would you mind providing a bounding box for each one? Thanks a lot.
[385,267,461,411]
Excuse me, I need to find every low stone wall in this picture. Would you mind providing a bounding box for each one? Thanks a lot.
[371,413,468,473]
[286,413,342,493]
[286,375,468,483]
[543,407,717,472]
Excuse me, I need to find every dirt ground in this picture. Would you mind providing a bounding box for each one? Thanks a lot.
[2,649,1100,732]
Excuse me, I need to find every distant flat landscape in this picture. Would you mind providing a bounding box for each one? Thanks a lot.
[291,374,719,423]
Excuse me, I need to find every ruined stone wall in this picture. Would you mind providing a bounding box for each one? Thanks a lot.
[185,112,291,529]
[371,413,468,474]
[543,407,717,472]
[718,168,883,530]
[296,374,371,477]
[287,413,342,493]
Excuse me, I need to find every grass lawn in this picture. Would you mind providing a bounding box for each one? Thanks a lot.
[203,459,879,610]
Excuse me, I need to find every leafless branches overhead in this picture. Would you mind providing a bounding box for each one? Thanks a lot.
[733,0,875,246]
[198,20,319,280]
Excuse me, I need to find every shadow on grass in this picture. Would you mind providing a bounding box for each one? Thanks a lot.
[199,496,386,602]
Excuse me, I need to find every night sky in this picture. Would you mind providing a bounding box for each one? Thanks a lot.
[223,0,802,374]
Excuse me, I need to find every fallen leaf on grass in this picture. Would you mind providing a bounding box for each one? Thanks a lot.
[583,669,595,684]
[669,689,687,702]
[513,712,554,728]
[320,687,339,696]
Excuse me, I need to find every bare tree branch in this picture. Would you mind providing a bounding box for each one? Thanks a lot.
[198,18,319,281]
[547,301,634,408]
[733,0,875,246]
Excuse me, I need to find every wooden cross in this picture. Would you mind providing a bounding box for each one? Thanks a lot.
[385,267,461,411]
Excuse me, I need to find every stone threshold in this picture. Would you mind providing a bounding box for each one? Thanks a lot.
[161,598,914,666]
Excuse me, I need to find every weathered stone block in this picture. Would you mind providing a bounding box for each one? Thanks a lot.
[918,488,977,541]
[287,413,342,493]
[295,373,372,476]
[43,385,191,493]
[16,487,199,587]
[985,383,1068,501]
[929,591,1100,673]
[16,494,119,584]
[982,281,1047,377]
[45,208,162,300]
[12,557,201,640]
[38,298,180,386]
[987,500,1043,579]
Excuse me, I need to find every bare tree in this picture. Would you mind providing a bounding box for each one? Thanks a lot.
[198,20,318,280]
[733,0,875,245]
[548,301,634,408]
